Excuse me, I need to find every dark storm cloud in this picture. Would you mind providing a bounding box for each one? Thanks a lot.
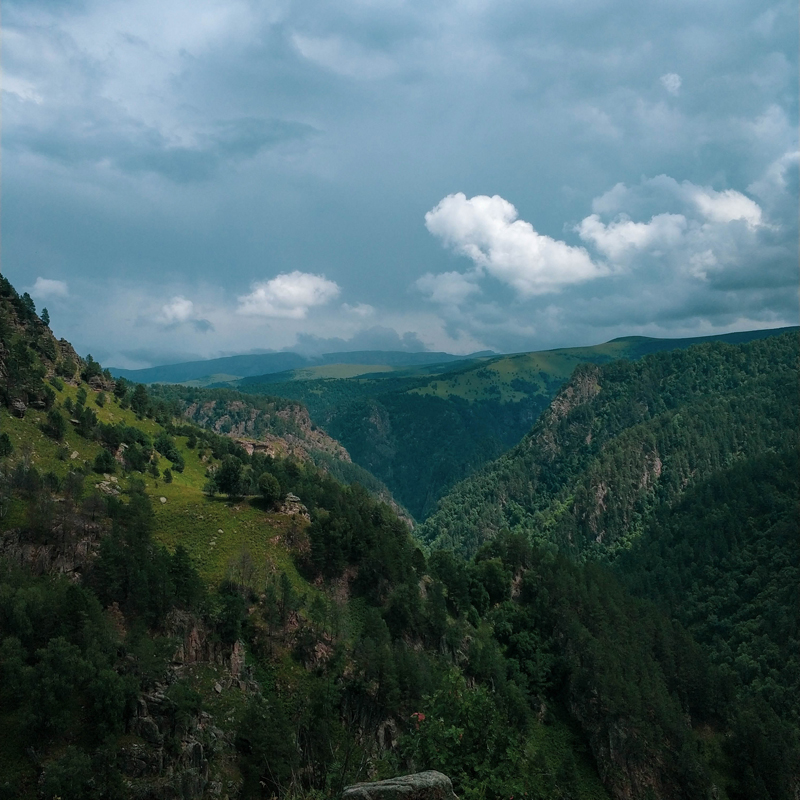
[2,0,796,365]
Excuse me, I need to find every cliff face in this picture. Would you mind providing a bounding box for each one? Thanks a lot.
[419,334,799,558]
[183,398,351,465]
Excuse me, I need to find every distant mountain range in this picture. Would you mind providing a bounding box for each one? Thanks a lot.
[109,349,495,386]
[110,327,796,388]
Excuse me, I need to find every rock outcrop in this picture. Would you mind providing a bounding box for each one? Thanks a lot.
[343,771,459,800]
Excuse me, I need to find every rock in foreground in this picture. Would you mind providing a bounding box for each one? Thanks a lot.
[343,771,458,800]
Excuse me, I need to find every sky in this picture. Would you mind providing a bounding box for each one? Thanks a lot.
[3,0,798,368]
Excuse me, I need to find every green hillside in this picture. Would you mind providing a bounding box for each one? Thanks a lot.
[3,279,794,799]
[419,331,798,558]
[110,350,485,387]
[236,327,795,520]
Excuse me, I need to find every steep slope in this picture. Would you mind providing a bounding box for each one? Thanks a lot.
[238,327,796,520]
[145,383,408,519]
[418,331,799,559]
[5,274,792,800]
[617,448,799,727]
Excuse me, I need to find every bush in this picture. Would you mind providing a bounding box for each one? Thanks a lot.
[258,472,281,508]
[0,433,12,458]
[93,449,116,474]
[43,408,67,441]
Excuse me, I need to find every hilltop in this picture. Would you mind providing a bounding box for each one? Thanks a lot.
[109,349,492,387]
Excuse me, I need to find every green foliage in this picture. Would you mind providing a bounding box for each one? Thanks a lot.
[130,383,149,416]
[154,431,185,472]
[89,485,205,625]
[236,692,299,798]
[0,273,795,800]
[0,433,13,459]
[81,354,103,383]
[214,454,244,498]
[258,471,282,507]
[617,448,800,725]
[93,448,116,474]
[420,332,799,557]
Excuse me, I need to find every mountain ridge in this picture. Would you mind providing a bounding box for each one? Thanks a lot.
[109,349,495,386]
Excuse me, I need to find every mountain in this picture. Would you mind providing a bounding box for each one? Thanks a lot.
[235,326,796,520]
[416,329,800,796]
[418,330,798,558]
[109,349,492,387]
[1,275,796,800]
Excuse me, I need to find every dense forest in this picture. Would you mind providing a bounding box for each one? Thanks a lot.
[234,327,794,521]
[419,331,798,557]
[0,274,797,799]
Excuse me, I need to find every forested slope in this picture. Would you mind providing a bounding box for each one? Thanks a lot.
[418,332,798,558]
[1,274,797,800]
[237,327,794,521]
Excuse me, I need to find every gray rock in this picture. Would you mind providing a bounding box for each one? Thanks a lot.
[343,771,458,800]
[136,715,163,745]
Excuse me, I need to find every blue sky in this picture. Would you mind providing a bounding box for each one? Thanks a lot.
[3,0,797,367]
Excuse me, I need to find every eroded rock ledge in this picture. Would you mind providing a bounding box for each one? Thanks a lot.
[343,771,459,800]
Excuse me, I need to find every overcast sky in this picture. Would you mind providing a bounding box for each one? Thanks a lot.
[4,0,798,368]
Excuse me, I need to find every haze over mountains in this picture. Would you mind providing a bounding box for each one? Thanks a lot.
[109,328,794,388]
[109,349,494,387]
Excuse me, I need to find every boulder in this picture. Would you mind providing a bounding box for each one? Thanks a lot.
[343,771,458,800]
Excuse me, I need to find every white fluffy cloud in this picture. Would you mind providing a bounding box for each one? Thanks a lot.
[577,177,769,279]
[237,271,340,318]
[425,193,606,297]
[415,271,481,306]
[687,186,763,227]
[31,277,69,298]
[660,73,681,96]
[157,296,194,324]
[577,213,687,261]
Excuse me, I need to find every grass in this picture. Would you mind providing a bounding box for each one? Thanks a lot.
[0,382,312,594]
[407,341,635,404]
[148,486,307,588]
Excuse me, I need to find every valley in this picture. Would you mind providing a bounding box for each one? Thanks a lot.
[0,274,797,800]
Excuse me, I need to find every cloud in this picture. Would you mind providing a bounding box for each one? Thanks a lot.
[660,73,681,96]
[31,277,69,298]
[577,177,770,276]
[292,34,396,80]
[291,326,427,356]
[415,271,481,306]
[342,303,376,317]
[158,296,194,324]
[152,295,214,331]
[688,186,763,228]
[2,0,796,364]
[577,213,687,261]
[425,193,607,297]
[237,271,340,318]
